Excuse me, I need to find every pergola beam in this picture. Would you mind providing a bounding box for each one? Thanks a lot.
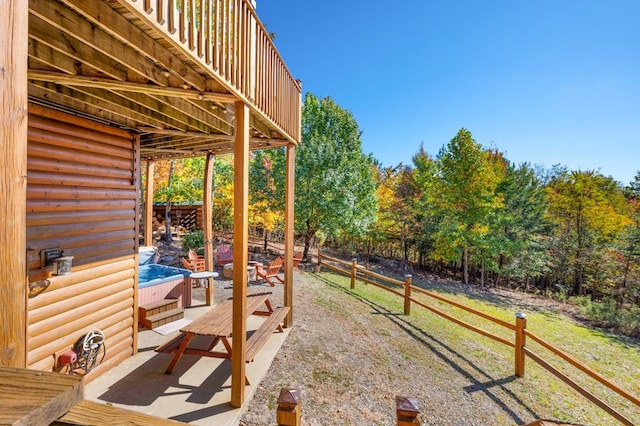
[28,71,237,104]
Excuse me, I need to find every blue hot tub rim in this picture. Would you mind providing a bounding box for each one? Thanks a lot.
[138,264,192,289]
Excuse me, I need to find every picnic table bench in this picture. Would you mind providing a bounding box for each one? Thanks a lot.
[156,292,289,378]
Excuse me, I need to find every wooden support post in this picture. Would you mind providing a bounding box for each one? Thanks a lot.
[203,153,215,306]
[144,160,155,246]
[1,0,28,368]
[515,312,527,377]
[403,275,412,315]
[283,143,295,327]
[276,388,301,426]
[231,101,250,408]
[396,396,420,425]
[350,258,357,289]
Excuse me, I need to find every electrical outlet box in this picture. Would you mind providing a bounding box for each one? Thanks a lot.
[41,248,62,268]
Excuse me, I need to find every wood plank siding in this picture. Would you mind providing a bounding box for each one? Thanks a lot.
[26,105,139,378]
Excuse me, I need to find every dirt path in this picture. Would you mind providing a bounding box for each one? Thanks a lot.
[239,270,551,425]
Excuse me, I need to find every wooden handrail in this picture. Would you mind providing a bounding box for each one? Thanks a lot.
[525,329,640,407]
[410,297,515,348]
[359,276,405,298]
[121,0,301,143]
[411,285,516,330]
[320,253,352,268]
[523,348,635,426]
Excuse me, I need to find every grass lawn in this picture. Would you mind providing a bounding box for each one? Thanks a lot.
[317,270,640,425]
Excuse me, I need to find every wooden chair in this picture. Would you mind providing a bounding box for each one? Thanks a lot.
[188,249,204,262]
[256,257,285,286]
[293,252,303,271]
[215,244,234,268]
[181,256,204,272]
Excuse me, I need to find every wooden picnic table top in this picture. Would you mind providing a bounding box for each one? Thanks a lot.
[0,366,83,425]
[179,291,273,338]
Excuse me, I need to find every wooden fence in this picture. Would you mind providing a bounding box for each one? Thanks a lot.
[317,252,640,426]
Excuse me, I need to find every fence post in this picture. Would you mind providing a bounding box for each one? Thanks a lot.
[396,396,420,425]
[276,388,301,426]
[403,275,412,315]
[350,258,357,289]
[515,312,527,377]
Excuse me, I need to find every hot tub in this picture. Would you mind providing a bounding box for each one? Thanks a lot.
[138,264,192,308]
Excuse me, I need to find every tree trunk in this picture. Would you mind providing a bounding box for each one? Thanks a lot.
[303,231,312,261]
[463,247,469,285]
[263,229,268,252]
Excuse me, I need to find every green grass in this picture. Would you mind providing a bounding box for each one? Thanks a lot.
[312,270,640,425]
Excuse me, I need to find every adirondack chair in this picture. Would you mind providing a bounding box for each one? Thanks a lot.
[293,252,303,271]
[181,256,204,272]
[215,244,233,268]
[256,257,285,286]
[188,249,204,262]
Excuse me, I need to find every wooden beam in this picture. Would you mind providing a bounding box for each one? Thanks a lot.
[138,127,288,145]
[27,39,76,74]
[28,71,237,103]
[231,101,250,407]
[144,160,155,246]
[27,85,139,129]
[203,153,215,306]
[284,143,295,328]
[112,90,219,134]
[29,81,171,129]
[0,0,28,367]
[30,0,169,86]
[28,14,128,81]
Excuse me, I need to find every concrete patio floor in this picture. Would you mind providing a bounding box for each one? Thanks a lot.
[84,282,290,425]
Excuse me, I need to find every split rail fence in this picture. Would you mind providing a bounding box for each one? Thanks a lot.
[317,252,640,426]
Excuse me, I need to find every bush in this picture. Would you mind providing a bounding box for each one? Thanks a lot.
[181,230,204,252]
[573,296,640,337]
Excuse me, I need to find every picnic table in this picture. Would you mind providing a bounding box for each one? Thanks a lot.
[157,292,289,377]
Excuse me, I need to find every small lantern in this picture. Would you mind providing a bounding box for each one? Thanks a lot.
[276,388,301,426]
[396,396,420,426]
[53,256,74,276]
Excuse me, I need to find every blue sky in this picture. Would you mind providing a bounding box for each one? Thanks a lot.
[258,1,639,186]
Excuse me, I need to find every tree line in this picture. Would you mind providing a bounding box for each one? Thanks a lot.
[149,92,640,316]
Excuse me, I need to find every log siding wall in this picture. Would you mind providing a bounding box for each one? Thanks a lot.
[26,105,138,378]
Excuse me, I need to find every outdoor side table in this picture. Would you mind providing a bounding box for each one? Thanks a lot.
[190,271,218,306]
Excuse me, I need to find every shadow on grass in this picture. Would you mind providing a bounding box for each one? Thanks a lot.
[313,272,540,424]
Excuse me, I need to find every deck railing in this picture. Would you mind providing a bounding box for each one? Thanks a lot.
[123,0,301,143]
[317,252,640,425]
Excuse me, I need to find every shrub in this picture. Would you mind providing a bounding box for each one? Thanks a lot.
[181,230,204,252]
[573,297,640,337]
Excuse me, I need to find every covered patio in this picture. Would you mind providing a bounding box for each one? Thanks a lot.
[1,0,301,421]
[82,279,291,425]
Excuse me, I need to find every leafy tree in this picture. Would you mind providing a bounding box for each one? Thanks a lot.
[493,162,551,287]
[546,170,632,296]
[430,129,504,284]
[249,149,285,249]
[369,163,417,261]
[411,146,439,270]
[296,93,378,259]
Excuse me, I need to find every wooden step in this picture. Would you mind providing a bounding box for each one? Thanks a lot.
[139,298,179,319]
[141,307,185,330]
[139,299,182,330]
